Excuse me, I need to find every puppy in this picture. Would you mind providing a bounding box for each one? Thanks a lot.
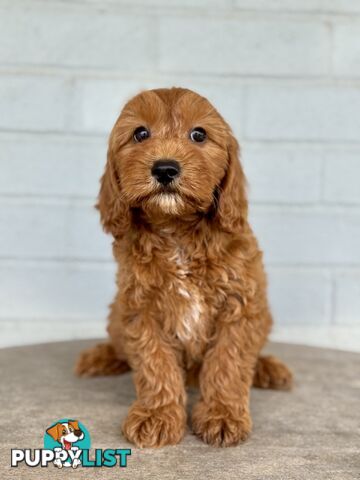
[46,420,84,450]
[46,420,84,468]
[76,88,292,448]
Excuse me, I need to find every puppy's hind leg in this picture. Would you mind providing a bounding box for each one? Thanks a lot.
[253,355,293,391]
[75,342,130,377]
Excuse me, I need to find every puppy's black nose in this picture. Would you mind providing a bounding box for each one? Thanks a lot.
[151,160,180,186]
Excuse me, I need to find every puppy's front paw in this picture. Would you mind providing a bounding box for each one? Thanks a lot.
[72,458,81,469]
[192,401,252,447]
[122,401,186,448]
[53,458,63,469]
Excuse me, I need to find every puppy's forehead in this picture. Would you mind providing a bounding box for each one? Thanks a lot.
[122,88,218,127]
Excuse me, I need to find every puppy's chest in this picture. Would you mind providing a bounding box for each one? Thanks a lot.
[163,243,217,348]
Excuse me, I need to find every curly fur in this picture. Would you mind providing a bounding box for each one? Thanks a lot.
[75,87,292,448]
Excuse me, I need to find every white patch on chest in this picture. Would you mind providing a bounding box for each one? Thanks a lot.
[178,287,203,341]
[170,248,204,343]
[169,247,189,277]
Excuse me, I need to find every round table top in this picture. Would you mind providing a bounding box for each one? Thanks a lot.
[1,339,359,479]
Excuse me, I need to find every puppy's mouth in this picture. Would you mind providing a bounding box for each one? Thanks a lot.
[128,178,204,215]
[137,180,181,202]
[147,190,184,214]
[159,184,177,193]
[63,440,72,450]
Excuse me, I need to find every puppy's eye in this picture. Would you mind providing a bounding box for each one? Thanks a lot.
[62,430,66,435]
[133,126,150,143]
[190,127,207,143]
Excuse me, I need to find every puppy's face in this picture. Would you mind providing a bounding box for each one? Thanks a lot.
[108,88,232,217]
[46,420,84,449]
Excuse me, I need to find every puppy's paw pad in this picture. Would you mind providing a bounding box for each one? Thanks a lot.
[122,402,186,448]
[192,401,251,447]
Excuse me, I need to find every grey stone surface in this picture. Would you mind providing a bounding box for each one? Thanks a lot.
[0,340,359,479]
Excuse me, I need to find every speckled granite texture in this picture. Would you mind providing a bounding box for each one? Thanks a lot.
[1,340,359,479]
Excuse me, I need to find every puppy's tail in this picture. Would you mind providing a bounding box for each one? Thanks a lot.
[75,342,130,377]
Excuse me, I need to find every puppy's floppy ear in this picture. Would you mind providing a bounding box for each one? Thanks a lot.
[96,147,130,239]
[68,420,79,430]
[46,423,62,441]
[215,133,248,232]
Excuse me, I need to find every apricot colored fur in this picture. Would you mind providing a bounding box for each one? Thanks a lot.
[75,88,292,448]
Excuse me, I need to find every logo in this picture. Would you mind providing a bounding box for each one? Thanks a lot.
[11,418,131,469]
[44,419,90,468]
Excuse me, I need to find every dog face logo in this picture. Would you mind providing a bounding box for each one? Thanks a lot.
[44,419,89,469]
[46,420,84,451]
[12,419,131,469]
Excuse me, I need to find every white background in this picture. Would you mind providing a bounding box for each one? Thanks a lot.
[0,0,360,350]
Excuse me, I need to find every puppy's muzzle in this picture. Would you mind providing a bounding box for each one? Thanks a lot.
[151,159,180,186]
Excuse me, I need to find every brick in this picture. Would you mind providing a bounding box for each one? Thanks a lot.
[0,261,116,320]
[334,272,360,325]
[0,6,155,70]
[2,202,359,266]
[251,208,360,265]
[159,17,329,76]
[234,0,320,10]
[329,0,360,13]
[2,203,359,265]
[0,200,112,260]
[245,85,360,141]
[242,145,322,203]
[323,151,360,204]
[14,0,360,12]
[154,0,230,5]
[0,75,69,131]
[333,23,360,77]
[234,0,360,13]
[18,0,230,9]
[128,0,230,5]
[0,136,106,197]
[267,268,331,325]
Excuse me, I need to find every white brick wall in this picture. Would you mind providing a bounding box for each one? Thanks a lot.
[245,85,360,142]
[323,152,360,204]
[159,18,330,76]
[333,22,360,76]
[0,1,360,351]
[0,75,71,131]
[0,7,156,70]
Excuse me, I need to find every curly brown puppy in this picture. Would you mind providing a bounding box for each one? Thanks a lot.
[76,87,292,448]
